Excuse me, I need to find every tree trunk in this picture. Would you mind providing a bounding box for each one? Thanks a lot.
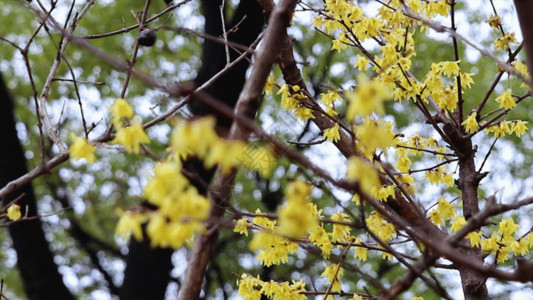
[120,1,264,298]
[0,73,74,300]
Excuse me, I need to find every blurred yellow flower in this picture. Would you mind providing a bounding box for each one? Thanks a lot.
[70,136,96,164]
[7,204,21,221]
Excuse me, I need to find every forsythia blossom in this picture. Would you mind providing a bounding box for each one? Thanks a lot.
[110,98,134,125]
[112,116,151,154]
[278,180,319,237]
[70,136,96,164]
[6,204,21,221]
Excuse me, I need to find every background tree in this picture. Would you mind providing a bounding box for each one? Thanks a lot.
[1,0,533,300]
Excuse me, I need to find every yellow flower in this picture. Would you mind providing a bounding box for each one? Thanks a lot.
[437,197,456,220]
[278,180,318,237]
[110,98,134,125]
[112,116,150,154]
[6,204,21,221]
[356,119,395,155]
[70,136,96,164]
[440,61,461,77]
[238,274,263,300]
[429,209,443,226]
[460,72,474,88]
[309,225,333,258]
[498,218,518,237]
[323,123,341,142]
[234,218,251,236]
[325,106,338,116]
[330,212,351,243]
[116,211,146,241]
[249,231,298,266]
[467,231,482,248]
[263,75,276,95]
[346,78,392,120]
[495,89,516,110]
[481,236,499,254]
[293,106,314,121]
[321,263,343,293]
[347,156,380,195]
[512,121,528,137]
[331,33,349,52]
[321,91,340,106]
[450,216,466,232]
[486,121,512,138]
[486,14,502,29]
[366,211,396,241]
[494,33,517,50]
[354,55,369,71]
[462,112,479,134]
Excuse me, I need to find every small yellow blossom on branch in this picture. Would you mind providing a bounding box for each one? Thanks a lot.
[346,78,392,120]
[6,204,21,221]
[115,211,147,241]
[494,33,517,50]
[111,116,151,154]
[70,136,96,164]
[486,14,502,29]
[110,98,134,125]
[347,156,380,195]
[495,89,516,110]
[462,112,479,134]
[321,263,343,293]
[322,123,341,142]
[278,180,318,237]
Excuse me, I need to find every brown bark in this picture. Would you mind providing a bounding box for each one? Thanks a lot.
[0,73,74,300]
[177,1,299,298]
[448,125,488,299]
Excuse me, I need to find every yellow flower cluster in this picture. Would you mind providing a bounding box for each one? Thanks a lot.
[277,84,314,121]
[347,156,380,196]
[109,98,150,154]
[116,161,211,249]
[355,118,395,157]
[321,263,344,293]
[248,211,299,266]
[450,216,533,262]
[425,166,454,186]
[366,211,397,241]
[421,62,463,110]
[330,212,352,243]
[237,274,306,300]
[278,180,319,237]
[485,120,528,138]
[114,116,277,249]
[170,117,276,176]
[370,185,396,202]
[346,78,392,120]
[428,197,457,226]
[309,223,334,258]
[494,33,517,51]
[321,90,340,117]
